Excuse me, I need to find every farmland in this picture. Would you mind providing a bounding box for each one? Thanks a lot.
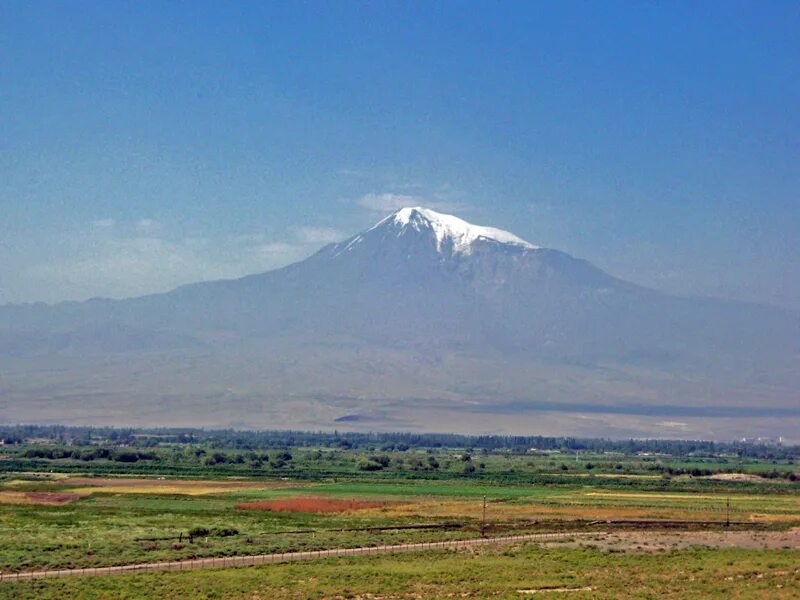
[4,544,800,599]
[0,426,798,598]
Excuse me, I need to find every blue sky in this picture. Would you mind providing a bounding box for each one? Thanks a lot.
[1,1,798,307]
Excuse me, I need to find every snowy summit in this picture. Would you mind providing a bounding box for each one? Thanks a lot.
[366,207,539,256]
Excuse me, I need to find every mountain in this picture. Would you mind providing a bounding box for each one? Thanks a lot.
[1,207,799,440]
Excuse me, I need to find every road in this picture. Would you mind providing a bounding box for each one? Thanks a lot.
[1,531,604,582]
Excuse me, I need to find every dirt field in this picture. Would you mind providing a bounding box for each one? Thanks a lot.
[545,527,800,552]
[236,496,388,513]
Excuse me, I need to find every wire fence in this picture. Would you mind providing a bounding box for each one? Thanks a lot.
[0,531,603,582]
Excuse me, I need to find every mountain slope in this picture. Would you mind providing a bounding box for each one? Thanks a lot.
[1,207,798,439]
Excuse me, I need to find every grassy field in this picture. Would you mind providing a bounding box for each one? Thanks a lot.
[0,429,797,597]
[0,472,798,574]
[3,545,799,599]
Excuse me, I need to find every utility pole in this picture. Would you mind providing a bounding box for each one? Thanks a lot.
[725,497,730,528]
[481,496,487,538]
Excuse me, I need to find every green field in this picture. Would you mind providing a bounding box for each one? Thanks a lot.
[3,546,799,599]
[0,426,797,598]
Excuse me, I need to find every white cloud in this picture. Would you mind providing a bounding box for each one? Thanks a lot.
[256,242,297,256]
[20,218,341,302]
[357,192,466,214]
[357,193,427,212]
[91,218,116,228]
[336,168,366,178]
[134,218,160,233]
[293,226,343,244]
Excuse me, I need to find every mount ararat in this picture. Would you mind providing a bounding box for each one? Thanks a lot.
[1,208,798,440]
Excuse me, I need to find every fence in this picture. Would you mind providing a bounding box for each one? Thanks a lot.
[0,531,604,582]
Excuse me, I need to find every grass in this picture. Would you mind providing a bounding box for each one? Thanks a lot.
[235,496,387,513]
[304,479,572,498]
[2,545,798,599]
[0,473,797,574]
[0,442,797,597]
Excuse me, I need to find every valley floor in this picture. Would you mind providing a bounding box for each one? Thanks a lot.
[1,430,797,598]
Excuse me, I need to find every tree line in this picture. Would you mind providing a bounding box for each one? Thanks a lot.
[1,424,796,459]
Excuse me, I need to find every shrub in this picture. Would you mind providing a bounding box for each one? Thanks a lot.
[112,451,140,463]
[370,454,391,467]
[357,458,385,471]
[203,452,228,465]
[188,527,210,539]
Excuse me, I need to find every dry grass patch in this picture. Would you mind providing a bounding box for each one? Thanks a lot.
[518,586,595,594]
[235,496,387,513]
[374,498,727,522]
[62,477,302,496]
[707,473,766,483]
[0,491,80,505]
[585,492,729,500]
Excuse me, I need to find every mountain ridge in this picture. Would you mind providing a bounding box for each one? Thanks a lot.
[1,207,798,440]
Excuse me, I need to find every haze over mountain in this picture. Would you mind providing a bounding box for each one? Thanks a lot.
[1,208,798,441]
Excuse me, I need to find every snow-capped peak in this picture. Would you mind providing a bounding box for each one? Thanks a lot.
[375,207,538,255]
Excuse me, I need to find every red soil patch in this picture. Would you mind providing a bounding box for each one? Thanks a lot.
[236,496,386,513]
[25,492,80,505]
